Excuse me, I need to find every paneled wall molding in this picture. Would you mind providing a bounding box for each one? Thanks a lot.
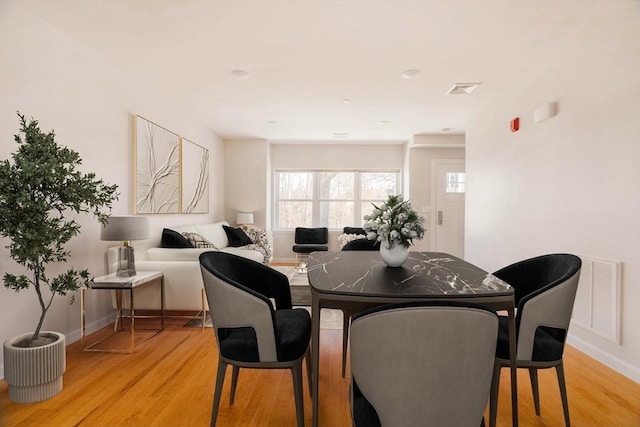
[572,255,621,344]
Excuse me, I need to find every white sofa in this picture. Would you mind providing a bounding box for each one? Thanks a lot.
[107,221,270,312]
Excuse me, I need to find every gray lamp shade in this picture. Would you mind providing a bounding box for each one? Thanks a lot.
[100,216,150,242]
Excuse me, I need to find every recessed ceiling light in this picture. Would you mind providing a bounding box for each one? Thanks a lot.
[333,132,349,138]
[447,82,481,95]
[343,99,351,104]
[400,69,421,80]
[230,69,250,79]
[379,120,390,125]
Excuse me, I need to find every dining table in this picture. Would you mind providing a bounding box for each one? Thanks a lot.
[307,250,518,427]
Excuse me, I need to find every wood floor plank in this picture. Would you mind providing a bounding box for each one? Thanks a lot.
[1,318,638,426]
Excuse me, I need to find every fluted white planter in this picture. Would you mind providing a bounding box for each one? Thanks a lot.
[3,331,66,403]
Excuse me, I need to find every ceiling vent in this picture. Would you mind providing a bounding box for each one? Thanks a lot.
[447,83,481,95]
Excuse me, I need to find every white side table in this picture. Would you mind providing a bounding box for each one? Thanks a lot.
[81,271,164,353]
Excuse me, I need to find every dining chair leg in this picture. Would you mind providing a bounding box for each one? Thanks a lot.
[211,359,228,427]
[341,311,350,378]
[489,360,501,427]
[556,362,571,427]
[230,365,240,404]
[305,346,312,397]
[291,361,305,427]
[201,308,207,331]
[529,367,540,415]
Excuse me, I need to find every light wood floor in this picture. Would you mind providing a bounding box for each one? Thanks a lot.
[1,317,638,426]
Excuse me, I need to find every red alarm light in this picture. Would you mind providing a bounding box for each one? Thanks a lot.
[510,117,520,132]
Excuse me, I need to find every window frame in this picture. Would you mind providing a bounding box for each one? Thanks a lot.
[273,169,400,230]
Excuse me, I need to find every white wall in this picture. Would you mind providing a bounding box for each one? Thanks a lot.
[270,143,405,261]
[465,9,640,380]
[0,3,225,375]
[224,139,269,229]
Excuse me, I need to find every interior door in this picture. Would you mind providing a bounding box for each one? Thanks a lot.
[433,160,465,258]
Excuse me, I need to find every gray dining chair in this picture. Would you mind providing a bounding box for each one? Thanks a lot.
[199,252,312,427]
[489,253,582,427]
[350,301,499,427]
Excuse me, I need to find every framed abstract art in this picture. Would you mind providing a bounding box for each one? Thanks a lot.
[133,115,210,214]
[134,115,180,214]
[180,138,209,213]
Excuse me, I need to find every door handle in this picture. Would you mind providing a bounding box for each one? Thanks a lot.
[437,211,443,225]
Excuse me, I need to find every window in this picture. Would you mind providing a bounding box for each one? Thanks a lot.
[361,171,398,218]
[275,170,399,229]
[319,172,354,229]
[445,172,465,193]
[277,172,313,228]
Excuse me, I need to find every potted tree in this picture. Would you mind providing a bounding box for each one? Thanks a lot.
[0,112,118,403]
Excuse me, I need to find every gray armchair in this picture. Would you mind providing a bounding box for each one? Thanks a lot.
[350,301,499,427]
[489,253,582,427]
[199,252,312,427]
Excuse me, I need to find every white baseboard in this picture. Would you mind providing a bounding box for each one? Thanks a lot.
[65,313,115,345]
[567,334,640,383]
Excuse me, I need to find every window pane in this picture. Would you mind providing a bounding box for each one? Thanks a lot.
[278,201,312,228]
[446,172,465,193]
[319,172,354,199]
[361,172,397,199]
[361,202,384,221]
[320,201,354,229]
[279,172,313,199]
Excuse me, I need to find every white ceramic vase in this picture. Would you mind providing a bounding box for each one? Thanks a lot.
[380,241,410,267]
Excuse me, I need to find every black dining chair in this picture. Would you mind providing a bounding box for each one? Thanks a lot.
[350,301,499,427]
[199,252,312,427]
[342,238,381,251]
[489,253,582,427]
[292,227,328,271]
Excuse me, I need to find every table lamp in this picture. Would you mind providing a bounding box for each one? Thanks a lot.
[100,215,150,277]
[235,212,254,230]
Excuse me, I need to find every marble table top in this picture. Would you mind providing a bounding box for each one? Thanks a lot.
[307,251,512,298]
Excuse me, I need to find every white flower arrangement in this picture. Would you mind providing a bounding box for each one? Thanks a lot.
[363,194,425,249]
